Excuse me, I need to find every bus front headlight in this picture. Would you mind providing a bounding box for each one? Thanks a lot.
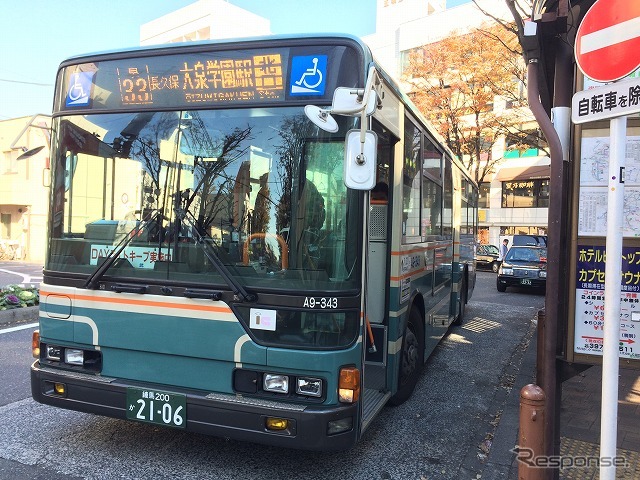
[263,374,289,394]
[65,349,84,366]
[296,377,322,397]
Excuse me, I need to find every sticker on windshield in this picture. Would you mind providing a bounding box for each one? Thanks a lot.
[290,55,327,96]
[250,308,277,331]
[66,71,95,107]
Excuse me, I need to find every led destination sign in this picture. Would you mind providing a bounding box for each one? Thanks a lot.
[60,49,297,111]
[116,53,284,106]
[57,44,363,113]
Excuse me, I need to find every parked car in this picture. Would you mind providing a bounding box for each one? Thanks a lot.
[497,246,547,292]
[511,235,547,247]
[476,244,501,272]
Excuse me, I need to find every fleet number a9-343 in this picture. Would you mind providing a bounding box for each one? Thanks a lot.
[303,297,338,309]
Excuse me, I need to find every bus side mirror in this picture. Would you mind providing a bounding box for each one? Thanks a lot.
[344,129,377,190]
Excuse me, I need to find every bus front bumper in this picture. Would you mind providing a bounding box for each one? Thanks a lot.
[31,361,359,451]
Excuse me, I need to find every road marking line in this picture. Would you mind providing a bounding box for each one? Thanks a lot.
[0,322,38,334]
[0,268,31,283]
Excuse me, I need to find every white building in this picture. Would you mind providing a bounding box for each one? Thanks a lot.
[140,0,271,46]
[0,115,51,262]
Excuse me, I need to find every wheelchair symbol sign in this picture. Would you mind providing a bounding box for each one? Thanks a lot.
[66,71,95,107]
[290,55,327,96]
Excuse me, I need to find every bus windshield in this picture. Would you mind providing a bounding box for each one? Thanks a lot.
[47,107,361,292]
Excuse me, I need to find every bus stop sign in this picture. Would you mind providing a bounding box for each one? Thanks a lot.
[575,0,640,83]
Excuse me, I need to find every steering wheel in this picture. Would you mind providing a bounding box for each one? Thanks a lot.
[242,233,289,270]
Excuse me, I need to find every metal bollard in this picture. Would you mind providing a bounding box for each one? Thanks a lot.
[518,384,546,480]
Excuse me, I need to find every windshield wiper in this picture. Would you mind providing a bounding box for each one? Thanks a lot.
[83,210,164,289]
[174,204,257,303]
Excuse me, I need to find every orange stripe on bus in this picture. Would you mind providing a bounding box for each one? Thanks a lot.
[391,269,435,282]
[40,290,232,314]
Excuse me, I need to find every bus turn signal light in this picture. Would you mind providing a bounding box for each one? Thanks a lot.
[338,366,360,403]
[32,330,40,358]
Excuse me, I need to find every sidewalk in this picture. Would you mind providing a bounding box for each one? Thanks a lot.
[483,326,640,479]
[559,364,640,479]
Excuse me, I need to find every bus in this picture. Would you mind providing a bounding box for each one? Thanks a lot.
[31,34,477,451]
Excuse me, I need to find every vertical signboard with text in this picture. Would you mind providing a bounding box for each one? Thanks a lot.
[569,0,640,366]
[574,245,640,359]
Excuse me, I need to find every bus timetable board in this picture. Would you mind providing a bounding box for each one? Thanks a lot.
[56,45,360,113]
[570,70,640,365]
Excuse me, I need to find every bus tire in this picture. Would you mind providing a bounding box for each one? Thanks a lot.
[453,276,467,326]
[389,308,424,406]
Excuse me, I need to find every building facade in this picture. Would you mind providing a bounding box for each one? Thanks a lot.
[364,0,549,247]
[0,115,51,262]
[140,0,271,46]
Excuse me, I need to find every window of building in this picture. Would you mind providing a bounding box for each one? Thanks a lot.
[504,129,546,159]
[3,152,18,174]
[500,226,548,236]
[501,179,549,208]
[478,182,490,208]
[1,213,11,239]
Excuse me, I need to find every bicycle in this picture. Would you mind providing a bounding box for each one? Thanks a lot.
[0,240,17,260]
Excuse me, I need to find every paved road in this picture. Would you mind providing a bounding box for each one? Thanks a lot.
[0,262,43,288]
[0,271,544,479]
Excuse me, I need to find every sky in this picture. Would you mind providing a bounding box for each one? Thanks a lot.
[0,0,471,120]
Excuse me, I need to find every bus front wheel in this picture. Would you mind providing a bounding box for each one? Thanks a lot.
[389,308,424,406]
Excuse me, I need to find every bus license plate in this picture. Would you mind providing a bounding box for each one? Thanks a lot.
[126,387,186,429]
[520,279,532,286]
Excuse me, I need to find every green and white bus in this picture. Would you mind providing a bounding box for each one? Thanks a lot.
[31,34,477,451]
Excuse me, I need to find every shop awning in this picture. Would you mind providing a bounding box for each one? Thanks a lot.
[495,164,551,182]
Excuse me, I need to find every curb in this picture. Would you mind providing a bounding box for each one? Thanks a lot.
[0,306,39,326]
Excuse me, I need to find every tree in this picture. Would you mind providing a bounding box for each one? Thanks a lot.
[403,20,545,184]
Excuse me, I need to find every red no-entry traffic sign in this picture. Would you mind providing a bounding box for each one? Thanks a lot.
[575,0,640,83]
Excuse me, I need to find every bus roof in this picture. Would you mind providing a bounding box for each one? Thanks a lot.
[58,33,373,67]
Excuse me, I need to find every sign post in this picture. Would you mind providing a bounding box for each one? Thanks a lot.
[573,1,640,478]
